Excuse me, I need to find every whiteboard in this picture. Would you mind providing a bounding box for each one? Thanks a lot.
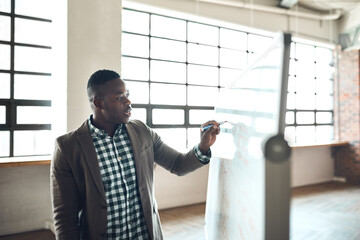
[205,32,292,240]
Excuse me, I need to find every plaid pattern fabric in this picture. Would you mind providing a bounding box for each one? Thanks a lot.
[194,145,211,164]
[88,118,150,240]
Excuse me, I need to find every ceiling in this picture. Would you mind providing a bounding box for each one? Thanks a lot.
[298,0,360,14]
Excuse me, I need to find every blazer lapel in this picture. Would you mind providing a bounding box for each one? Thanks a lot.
[76,121,106,202]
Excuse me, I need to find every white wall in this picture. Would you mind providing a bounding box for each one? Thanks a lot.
[67,0,123,131]
[155,164,209,209]
[0,166,52,236]
[290,147,335,188]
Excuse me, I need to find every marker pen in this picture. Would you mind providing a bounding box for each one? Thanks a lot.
[201,121,227,132]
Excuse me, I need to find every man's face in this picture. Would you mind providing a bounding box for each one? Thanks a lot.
[97,78,132,124]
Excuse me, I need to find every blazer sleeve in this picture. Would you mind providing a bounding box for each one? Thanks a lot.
[50,137,81,240]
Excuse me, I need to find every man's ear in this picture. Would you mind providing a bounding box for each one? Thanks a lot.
[93,97,103,110]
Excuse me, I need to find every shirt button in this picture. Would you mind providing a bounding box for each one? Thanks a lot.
[118,156,121,161]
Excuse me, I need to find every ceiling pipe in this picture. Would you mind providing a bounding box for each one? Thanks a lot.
[199,0,342,21]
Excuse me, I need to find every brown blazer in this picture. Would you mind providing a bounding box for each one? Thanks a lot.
[50,119,207,240]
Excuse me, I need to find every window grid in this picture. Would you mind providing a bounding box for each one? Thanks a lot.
[0,0,52,157]
[285,43,334,144]
[122,8,334,147]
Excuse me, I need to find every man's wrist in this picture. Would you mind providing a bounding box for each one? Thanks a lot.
[194,144,211,164]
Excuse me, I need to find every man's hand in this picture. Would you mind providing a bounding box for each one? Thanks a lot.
[199,120,221,154]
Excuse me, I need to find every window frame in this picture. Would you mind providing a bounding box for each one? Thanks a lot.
[0,1,52,158]
[122,7,335,148]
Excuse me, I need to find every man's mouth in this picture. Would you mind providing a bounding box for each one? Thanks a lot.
[125,106,132,116]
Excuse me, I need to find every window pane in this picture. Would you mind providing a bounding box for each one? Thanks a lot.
[0,0,11,12]
[285,111,294,124]
[296,75,315,93]
[14,130,52,156]
[14,74,52,100]
[0,15,10,41]
[0,73,10,98]
[296,94,315,110]
[316,78,333,94]
[151,38,186,62]
[0,106,6,124]
[316,47,332,64]
[296,43,315,61]
[0,131,10,157]
[151,61,186,83]
[152,109,184,124]
[287,76,295,92]
[296,112,314,124]
[122,57,149,81]
[15,46,52,72]
[316,125,334,142]
[15,0,53,19]
[289,58,296,76]
[316,63,333,80]
[189,109,215,124]
[188,22,218,46]
[220,48,247,69]
[124,81,149,104]
[188,86,218,107]
[297,59,315,78]
[290,42,295,58]
[131,108,146,123]
[284,126,295,145]
[153,128,186,151]
[220,68,242,87]
[188,64,218,86]
[188,43,218,66]
[150,83,186,105]
[0,44,10,69]
[151,15,186,40]
[296,126,315,143]
[248,34,272,53]
[220,28,247,50]
[15,18,52,46]
[122,33,149,58]
[287,93,295,109]
[17,106,51,124]
[316,94,333,110]
[122,10,149,35]
[316,112,332,124]
[188,128,201,149]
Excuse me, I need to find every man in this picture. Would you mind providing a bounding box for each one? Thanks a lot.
[50,69,220,240]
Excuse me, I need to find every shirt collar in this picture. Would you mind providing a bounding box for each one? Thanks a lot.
[88,115,124,139]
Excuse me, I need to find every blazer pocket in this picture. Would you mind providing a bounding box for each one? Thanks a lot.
[140,144,152,153]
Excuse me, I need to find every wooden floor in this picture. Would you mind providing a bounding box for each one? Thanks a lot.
[290,182,360,240]
[1,182,359,240]
[0,230,55,240]
[159,181,360,240]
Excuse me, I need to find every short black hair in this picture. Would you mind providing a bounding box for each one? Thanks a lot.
[87,69,120,101]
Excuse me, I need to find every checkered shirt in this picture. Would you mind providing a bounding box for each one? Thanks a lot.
[88,118,150,240]
[193,145,211,164]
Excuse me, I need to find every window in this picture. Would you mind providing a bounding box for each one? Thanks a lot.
[285,43,334,144]
[0,0,53,157]
[122,8,334,150]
